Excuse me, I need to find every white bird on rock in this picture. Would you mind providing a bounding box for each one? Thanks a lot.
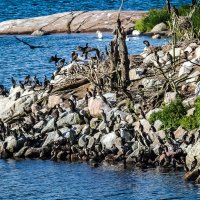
[132,30,141,36]
[96,31,103,40]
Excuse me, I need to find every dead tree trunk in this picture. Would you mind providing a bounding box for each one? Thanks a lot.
[116,18,130,89]
[109,40,119,90]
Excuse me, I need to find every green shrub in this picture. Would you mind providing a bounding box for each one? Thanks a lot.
[135,5,200,34]
[149,98,186,129]
[180,116,197,130]
[194,97,200,126]
[135,8,170,32]
[149,97,200,131]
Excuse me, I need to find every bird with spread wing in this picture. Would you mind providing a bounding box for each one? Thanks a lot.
[14,36,50,49]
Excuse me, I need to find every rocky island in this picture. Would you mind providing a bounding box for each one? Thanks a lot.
[0,3,200,185]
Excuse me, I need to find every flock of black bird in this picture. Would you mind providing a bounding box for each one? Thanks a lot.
[0,36,198,177]
[0,76,199,173]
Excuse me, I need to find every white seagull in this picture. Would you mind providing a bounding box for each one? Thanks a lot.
[96,31,103,40]
[132,30,141,36]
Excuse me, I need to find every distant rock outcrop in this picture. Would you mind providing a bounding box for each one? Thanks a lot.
[0,11,146,35]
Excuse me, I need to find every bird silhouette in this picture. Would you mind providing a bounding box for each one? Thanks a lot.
[14,36,50,49]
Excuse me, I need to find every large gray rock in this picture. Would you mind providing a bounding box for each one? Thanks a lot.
[41,118,54,134]
[0,11,146,34]
[151,22,167,32]
[0,91,35,120]
[142,78,162,89]
[4,136,19,153]
[62,112,82,125]
[13,146,29,158]
[33,121,47,132]
[63,129,76,142]
[133,119,151,133]
[78,134,91,147]
[88,97,111,118]
[104,93,116,105]
[42,127,70,147]
[24,147,41,158]
[41,111,82,134]
[119,128,133,142]
[101,132,117,149]
[42,131,60,147]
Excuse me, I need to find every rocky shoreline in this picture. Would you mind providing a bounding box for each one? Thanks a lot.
[0,10,146,35]
[0,18,200,184]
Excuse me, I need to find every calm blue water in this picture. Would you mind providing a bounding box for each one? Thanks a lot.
[0,0,191,22]
[0,160,199,200]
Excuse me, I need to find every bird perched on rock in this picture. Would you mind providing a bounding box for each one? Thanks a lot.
[19,81,25,90]
[86,88,92,98]
[98,91,109,105]
[24,75,31,85]
[51,107,59,123]
[142,40,161,56]
[71,51,78,62]
[11,77,16,88]
[167,52,173,65]
[190,156,198,171]
[68,99,76,112]
[43,75,50,89]
[54,122,63,137]
[157,135,165,145]
[188,133,195,145]
[166,0,171,13]
[57,58,65,68]
[57,104,65,113]
[84,94,89,105]
[139,121,144,132]
[15,92,21,100]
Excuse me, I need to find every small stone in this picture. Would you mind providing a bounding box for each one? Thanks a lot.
[48,95,61,108]
[78,134,91,147]
[90,118,99,129]
[156,130,166,139]
[87,137,95,149]
[164,92,177,104]
[151,22,167,32]
[146,108,161,120]
[174,126,186,140]
[187,108,195,116]
[152,34,161,39]
[129,68,141,80]
[154,120,163,131]
[31,29,49,36]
